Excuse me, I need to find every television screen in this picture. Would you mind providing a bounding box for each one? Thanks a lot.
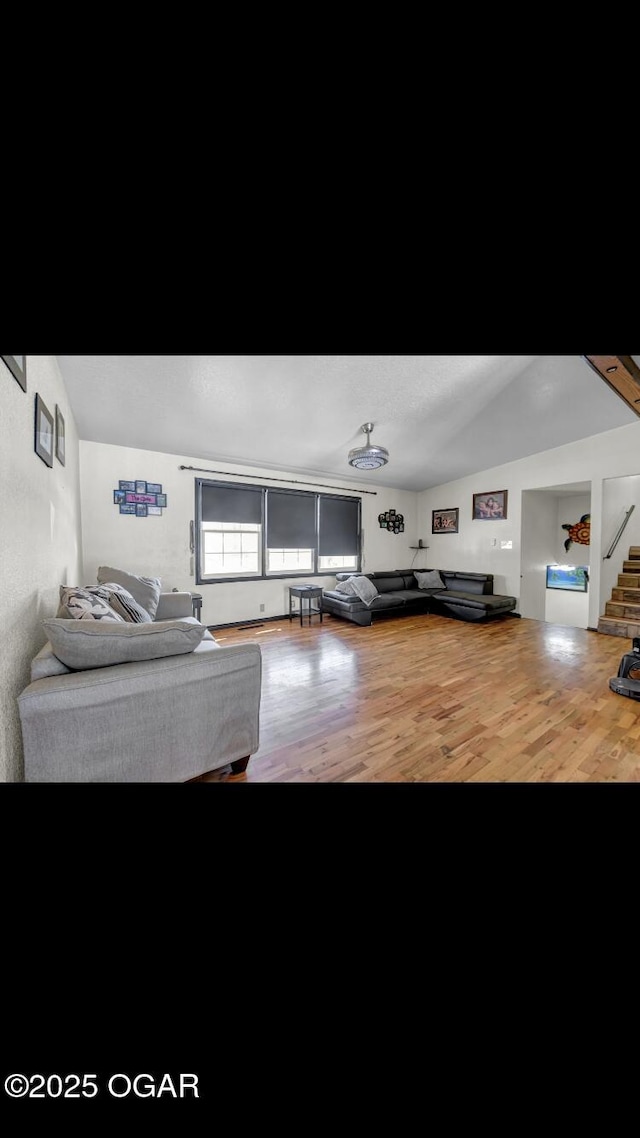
[546,564,588,592]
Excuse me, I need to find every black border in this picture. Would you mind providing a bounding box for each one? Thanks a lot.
[55,404,65,466]
[432,507,459,533]
[472,489,508,520]
[1,352,26,391]
[34,392,54,468]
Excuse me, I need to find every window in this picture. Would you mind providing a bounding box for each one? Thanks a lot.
[318,495,360,571]
[318,554,359,571]
[267,548,314,573]
[202,522,261,578]
[265,489,317,576]
[199,481,263,581]
[195,479,361,583]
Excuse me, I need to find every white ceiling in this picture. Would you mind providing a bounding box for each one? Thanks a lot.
[54,355,638,492]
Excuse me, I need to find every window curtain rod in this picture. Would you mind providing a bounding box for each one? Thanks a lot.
[179,465,378,495]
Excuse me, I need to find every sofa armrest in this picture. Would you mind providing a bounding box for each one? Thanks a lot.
[155,592,193,621]
[18,640,262,782]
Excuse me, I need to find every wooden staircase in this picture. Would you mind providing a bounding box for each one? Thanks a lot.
[598,546,640,638]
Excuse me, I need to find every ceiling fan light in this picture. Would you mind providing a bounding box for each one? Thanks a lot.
[348,422,389,470]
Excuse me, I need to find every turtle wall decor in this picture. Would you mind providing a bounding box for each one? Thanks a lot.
[562,513,590,552]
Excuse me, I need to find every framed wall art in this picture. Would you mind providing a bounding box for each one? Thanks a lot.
[34,393,54,467]
[432,508,459,533]
[2,354,27,392]
[473,490,508,520]
[113,480,165,516]
[378,510,404,533]
[55,405,65,466]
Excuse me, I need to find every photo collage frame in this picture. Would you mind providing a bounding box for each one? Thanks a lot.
[113,480,167,517]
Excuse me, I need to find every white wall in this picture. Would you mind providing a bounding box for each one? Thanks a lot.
[545,587,589,628]
[79,441,418,627]
[417,418,640,629]
[0,356,82,781]
[520,492,558,620]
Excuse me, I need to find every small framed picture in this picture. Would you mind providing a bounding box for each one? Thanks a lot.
[146,482,162,494]
[119,503,136,515]
[147,506,163,515]
[2,354,27,392]
[432,508,459,533]
[34,393,54,467]
[55,405,65,466]
[114,489,126,504]
[156,493,167,507]
[119,480,136,492]
[473,490,508,520]
[136,503,148,517]
[135,480,147,493]
[388,509,396,519]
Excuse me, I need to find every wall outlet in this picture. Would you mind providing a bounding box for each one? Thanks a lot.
[260,604,265,612]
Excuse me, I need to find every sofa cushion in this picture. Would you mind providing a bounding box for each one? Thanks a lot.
[415,569,445,590]
[350,576,379,606]
[433,590,514,611]
[41,617,207,671]
[369,593,404,609]
[440,572,492,595]
[58,585,126,622]
[31,641,72,681]
[371,576,406,594]
[97,566,162,619]
[399,573,419,589]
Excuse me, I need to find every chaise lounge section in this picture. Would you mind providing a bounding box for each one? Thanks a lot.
[321,570,517,627]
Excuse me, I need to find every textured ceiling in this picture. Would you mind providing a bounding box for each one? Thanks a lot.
[54,355,638,492]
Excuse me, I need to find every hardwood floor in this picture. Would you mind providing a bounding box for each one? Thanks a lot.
[199,612,640,782]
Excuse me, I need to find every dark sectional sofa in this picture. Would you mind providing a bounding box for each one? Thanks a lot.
[321,570,517,627]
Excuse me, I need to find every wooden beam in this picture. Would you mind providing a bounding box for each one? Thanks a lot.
[583,354,640,417]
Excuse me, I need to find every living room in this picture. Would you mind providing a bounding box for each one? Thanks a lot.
[4,353,640,783]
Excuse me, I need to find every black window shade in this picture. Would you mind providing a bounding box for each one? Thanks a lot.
[266,490,317,548]
[319,496,360,556]
[201,483,262,524]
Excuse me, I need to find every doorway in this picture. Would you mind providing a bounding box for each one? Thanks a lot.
[520,482,591,627]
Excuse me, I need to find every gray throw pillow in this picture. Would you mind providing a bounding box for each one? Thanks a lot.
[415,569,445,590]
[42,618,206,671]
[97,566,162,620]
[334,578,358,595]
[58,585,126,622]
[349,576,379,606]
[100,582,153,623]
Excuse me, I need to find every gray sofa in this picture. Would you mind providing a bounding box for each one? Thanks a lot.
[321,570,517,627]
[18,591,262,783]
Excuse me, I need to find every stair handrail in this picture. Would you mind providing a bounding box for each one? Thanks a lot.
[603,504,635,560]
